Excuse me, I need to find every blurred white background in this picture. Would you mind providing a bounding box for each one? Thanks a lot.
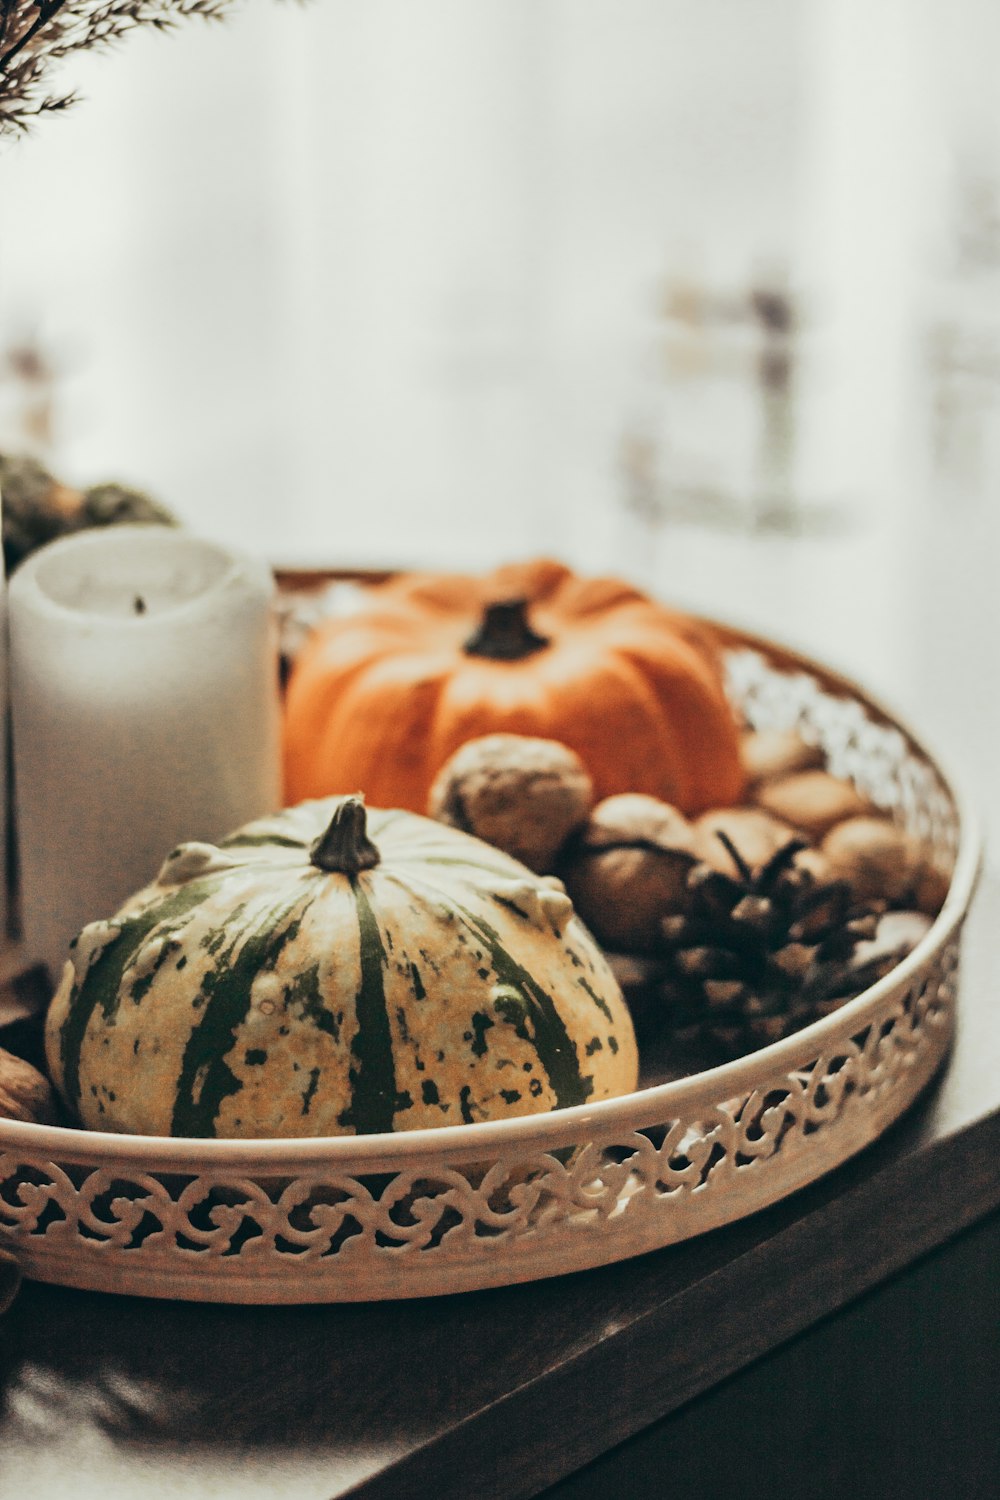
[1,0,999,851]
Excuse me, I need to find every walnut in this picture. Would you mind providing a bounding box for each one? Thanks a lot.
[740,728,825,787]
[0,1047,58,1125]
[561,794,700,952]
[428,734,593,874]
[752,770,873,840]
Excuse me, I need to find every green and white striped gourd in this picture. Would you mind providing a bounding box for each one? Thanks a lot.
[45,796,638,1138]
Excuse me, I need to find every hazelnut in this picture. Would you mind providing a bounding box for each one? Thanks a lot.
[850,910,933,975]
[428,734,593,874]
[0,1248,20,1315]
[0,1047,58,1126]
[753,771,872,840]
[562,794,700,953]
[740,728,825,786]
[694,806,805,877]
[912,862,951,917]
[822,816,946,912]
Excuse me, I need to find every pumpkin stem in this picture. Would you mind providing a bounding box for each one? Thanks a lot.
[310,797,381,874]
[463,597,550,661]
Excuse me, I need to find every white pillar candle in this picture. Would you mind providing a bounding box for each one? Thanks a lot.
[9,524,282,984]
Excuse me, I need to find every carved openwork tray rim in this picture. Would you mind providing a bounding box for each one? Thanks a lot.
[0,616,981,1301]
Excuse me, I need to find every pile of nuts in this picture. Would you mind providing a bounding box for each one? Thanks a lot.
[428,726,948,955]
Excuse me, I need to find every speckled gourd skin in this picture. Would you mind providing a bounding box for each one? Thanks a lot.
[44,799,638,1138]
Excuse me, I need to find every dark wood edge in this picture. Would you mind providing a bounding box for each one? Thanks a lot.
[339,1104,1000,1500]
[275,568,398,591]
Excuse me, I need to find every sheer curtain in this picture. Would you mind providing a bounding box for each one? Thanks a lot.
[0,0,804,571]
[5,2,1000,844]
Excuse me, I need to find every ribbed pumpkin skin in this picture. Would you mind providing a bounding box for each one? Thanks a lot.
[282,559,744,816]
[44,800,638,1139]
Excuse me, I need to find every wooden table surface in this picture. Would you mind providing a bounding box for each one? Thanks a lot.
[1,873,998,1500]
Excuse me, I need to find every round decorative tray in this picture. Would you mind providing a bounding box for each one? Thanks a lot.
[0,624,981,1303]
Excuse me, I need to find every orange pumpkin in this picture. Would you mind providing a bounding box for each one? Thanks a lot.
[283,558,745,815]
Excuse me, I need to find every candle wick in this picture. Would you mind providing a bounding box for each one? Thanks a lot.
[134,596,147,615]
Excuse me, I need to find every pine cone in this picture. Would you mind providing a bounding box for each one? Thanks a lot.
[656,832,904,1058]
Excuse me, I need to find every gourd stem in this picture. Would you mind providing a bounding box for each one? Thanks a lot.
[463,597,550,661]
[310,797,381,874]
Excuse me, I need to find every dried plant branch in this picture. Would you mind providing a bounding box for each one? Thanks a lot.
[0,0,237,135]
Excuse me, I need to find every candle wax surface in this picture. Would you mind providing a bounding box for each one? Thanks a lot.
[33,531,233,619]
